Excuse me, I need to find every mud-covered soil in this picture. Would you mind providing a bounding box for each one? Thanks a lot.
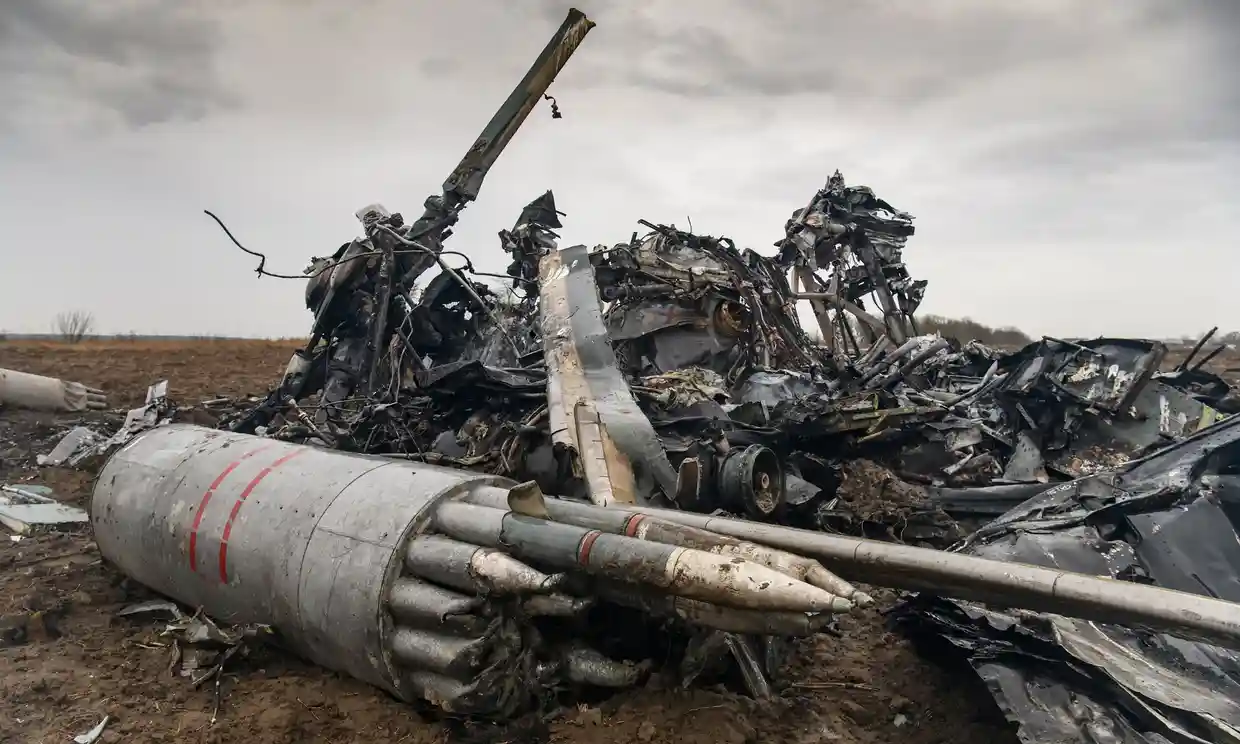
[0,339,1032,744]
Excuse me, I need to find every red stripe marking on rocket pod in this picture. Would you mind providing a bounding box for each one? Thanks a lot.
[188,444,274,572]
[218,449,307,583]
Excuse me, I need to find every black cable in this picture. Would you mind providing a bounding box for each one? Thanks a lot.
[205,209,536,286]
[204,209,278,276]
[205,209,395,279]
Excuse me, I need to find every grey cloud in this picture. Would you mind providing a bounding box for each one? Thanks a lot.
[549,2,1154,103]
[964,116,1240,177]
[0,0,234,133]
[419,56,458,77]
[1161,0,1240,37]
[599,0,1240,202]
[1177,0,1240,123]
[529,0,1239,192]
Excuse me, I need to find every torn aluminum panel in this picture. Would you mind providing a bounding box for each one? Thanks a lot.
[0,484,88,534]
[1000,431,1048,483]
[103,380,172,451]
[37,426,104,467]
[34,381,177,471]
[538,244,678,506]
[72,717,109,744]
[1049,338,1165,412]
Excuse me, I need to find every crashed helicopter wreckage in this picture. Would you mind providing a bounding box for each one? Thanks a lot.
[104,174,1240,723]
[80,4,1240,730]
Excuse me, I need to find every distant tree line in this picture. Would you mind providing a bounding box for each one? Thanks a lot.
[916,315,1032,347]
[802,314,1033,349]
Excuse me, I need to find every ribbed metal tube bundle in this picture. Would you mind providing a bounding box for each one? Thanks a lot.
[91,425,853,718]
[91,424,519,710]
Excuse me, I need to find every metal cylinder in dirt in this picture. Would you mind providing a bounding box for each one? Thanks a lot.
[90,423,511,699]
[0,367,107,412]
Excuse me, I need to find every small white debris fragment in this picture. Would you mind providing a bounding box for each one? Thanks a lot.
[73,715,109,744]
[0,484,89,535]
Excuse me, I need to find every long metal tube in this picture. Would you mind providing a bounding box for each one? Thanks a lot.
[857,337,921,385]
[601,502,1240,649]
[442,8,595,203]
[398,8,595,290]
[871,337,951,390]
[1177,326,1218,372]
[433,501,850,612]
[90,424,510,701]
[793,291,887,337]
[856,336,890,367]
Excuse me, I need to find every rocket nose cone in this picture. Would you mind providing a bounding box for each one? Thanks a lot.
[783,586,852,614]
[826,596,854,613]
[668,551,850,614]
[539,573,569,593]
[804,564,863,603]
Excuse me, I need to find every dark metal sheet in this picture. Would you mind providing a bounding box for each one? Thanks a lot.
[897,415,1240,744]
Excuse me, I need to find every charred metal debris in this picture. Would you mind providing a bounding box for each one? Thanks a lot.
[73,6,1240,735]
[220,182,1238,533]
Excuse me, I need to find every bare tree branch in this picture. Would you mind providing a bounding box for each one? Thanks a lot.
[54,310,95,344]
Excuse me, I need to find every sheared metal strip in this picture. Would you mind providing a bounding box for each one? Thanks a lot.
[538,245,678,506]
[539,247,630,504]
[443,9,595,202]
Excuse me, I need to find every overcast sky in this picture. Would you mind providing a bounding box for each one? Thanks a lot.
[1,0,1236,339]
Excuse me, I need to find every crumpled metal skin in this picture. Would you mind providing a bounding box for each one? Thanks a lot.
[228,159,1240,523]
[895,416,1240,744]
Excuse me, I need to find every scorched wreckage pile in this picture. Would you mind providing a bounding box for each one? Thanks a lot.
[9,8,1240,743]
